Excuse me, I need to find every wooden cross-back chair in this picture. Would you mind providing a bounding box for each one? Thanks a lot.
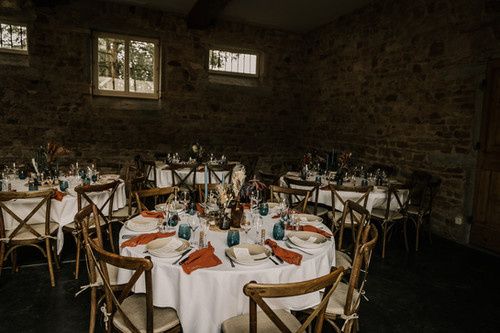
[317,225,378,333]
[221,267,344,333]
[63,180,120,279]
[112,175,145,222]
[408,171,441,251]
[370,183,410,258]
[207,163,236,184]
[195,183,220,203]
[75,204,124,333]
[141,160,157,189]
[257,170,280,202]
[269,185,311,213]
[83,232,181,333]
[328,184,372,229]
[0,189,58,287]
[283,177,327,216]
[134,187,178,212]
[335,200,372,271]
[167,163,199,192]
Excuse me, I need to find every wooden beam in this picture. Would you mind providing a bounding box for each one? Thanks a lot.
[186,0,231,30]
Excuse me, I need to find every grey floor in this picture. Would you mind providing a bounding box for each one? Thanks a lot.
[1,230,499,333]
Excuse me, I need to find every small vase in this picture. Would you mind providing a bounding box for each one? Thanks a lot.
[230,203,243,228]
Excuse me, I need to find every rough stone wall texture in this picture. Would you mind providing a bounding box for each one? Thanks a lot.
[300,0,500,242]
[0,0,305,173]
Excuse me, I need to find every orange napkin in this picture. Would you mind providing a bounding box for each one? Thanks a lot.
[53,190,66,201]
[242,203,251,210]
[286,225,332,238]
[265,239,302,265]
[121,231,175,248]
[196,203,205,215]
[181,242,222,274]
[140,211,165,219]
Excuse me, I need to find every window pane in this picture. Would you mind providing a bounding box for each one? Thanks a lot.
[209,49,258,76]
[129,40,155,94]
[97,37,125,91]
[0,23,28,51]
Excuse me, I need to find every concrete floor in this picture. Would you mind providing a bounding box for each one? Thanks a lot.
[0,232,499,333]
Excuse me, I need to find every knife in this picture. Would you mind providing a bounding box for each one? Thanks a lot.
[176,248,193,265]
[273,255,284,264]
[225,252,235,268]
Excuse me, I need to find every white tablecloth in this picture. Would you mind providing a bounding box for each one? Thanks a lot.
[281,175,408,213]
[1,176,126,253]
[152,163,233,188]
[118,213,336,333]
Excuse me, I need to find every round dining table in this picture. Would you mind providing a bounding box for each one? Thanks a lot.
[117,211,336,333]
[1,176,126,253]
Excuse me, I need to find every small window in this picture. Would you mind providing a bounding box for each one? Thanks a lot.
[93,32,159,99]
[0,22,28,54]
[208,49,259,77]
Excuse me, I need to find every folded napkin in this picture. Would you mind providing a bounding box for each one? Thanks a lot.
[286,225,332,238]
[140,211,165,219]
[53,190,66,201]
[181,242,222,274]
[265,239,302,265]
[121,231,175,248]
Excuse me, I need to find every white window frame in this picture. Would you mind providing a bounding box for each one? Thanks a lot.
[92,32,160,99]
[208,47,261,78]
[0,20,29,55]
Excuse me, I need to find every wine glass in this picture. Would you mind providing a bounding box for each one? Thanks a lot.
[253,215,263,245]
[188,214,200,247]
[250,190,261,215]
[240,215,253,244]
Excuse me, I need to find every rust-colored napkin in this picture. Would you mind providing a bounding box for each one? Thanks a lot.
[196,203,205,215]
[121,231,175,248]
[265,239,302,265]
[140,211,165,219]
[181,242,222,274]
[286,225,332,238]
[53,190,66,201]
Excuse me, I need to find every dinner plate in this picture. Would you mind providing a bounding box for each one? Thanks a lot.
[125,219,158,232]
[225,244,271,266]
[293,213,323,224]
[146,237,190,258]
[287,231,328,249]
[100,174,120,181]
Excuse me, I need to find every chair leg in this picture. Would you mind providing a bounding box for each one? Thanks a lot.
[75,236,81,280]
[11,250,18,273]
[45,239,56,287]
[89,287,97,333]
[107,224,116,253]
[53,241,61,270]
[403,219,409,252]
[382,222,388,259]
[415,217,421,252]
[427,214,433,244]
[0,242,5,277]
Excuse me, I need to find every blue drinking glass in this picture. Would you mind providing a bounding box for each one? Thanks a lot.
[91,174,98,183]
[178,224,191,241]
[227,229,240,247]
[273,222,285,240]
[168,213,179,228]
[18,170,26,180]
[59,180,69,192]
[259,202,269,216]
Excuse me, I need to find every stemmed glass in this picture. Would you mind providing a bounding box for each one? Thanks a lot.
[253,215,263,245]
[188,214,200,247]
[250,190,262,216]
[240,215,253,244]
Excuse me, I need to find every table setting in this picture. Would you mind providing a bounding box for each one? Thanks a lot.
[117,193,336,332]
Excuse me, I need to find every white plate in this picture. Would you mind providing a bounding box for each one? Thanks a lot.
[226,244,271,266]
[293,213,323,224]
[146,237,190,258]
[287,231,328,249]
[125,219,158,232]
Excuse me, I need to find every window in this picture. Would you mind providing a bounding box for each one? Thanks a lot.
[0,22,28,54]
[93,32,159,99]
[208,49,259,77]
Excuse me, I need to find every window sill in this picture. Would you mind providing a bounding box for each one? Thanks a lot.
[88,94,162,110]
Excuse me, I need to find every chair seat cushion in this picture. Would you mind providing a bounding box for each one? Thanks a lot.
[335,250,352,269]
[96,263,120,286]
[325,282,360,316]
[221,309,301,333]
[113,294,180,333]
[371,208,403,220]
[6,222,59,241]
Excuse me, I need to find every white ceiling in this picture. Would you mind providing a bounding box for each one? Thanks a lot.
[105,0,372,32]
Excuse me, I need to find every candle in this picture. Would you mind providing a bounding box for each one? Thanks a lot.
[204,164,208,203]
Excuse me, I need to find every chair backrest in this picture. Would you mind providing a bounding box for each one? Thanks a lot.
[269,185,311,213]
[343,224,378,316]
[75,203,111,252]
[329,184,372,220]
[257,170,280,186]
[167,163,199,191]
[283,177,321,214]
[409,171,441,215]
[337,200,371,252]
[244,267,344,333]
[207,163,236,184]
[75,180,120,222]
[0,189,54,241]
[134,186,178,211]
[381,184,410,219]
[84,231,154,333]
[123,175,146,217]
[141,160,157,188]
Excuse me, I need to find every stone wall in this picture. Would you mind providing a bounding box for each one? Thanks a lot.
[300,0,500,242]
[0,0,305,173]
